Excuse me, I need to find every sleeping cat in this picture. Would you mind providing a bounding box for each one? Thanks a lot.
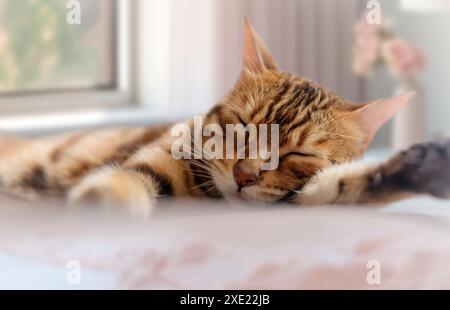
[0,18,448,217]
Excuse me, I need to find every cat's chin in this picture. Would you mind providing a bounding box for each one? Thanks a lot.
[223,191,247,202]
[223,188,273,204]
[222,190,262,205]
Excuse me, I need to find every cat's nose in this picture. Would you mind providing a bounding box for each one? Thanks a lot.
[233,162,258,189]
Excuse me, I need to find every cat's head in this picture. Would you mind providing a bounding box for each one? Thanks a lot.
[206,18,413,203]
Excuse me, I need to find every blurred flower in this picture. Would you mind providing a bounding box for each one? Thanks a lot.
[352,14,427,79]
[382,39,427,78]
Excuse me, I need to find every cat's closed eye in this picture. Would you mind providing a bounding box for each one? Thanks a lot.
[281,152,315,161]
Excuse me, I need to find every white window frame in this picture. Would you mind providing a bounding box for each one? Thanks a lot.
[0,0,137,116]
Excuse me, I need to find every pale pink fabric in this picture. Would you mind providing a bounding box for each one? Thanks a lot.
[1,200,450,289]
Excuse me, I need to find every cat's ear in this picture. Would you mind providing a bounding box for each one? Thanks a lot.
[242,17,279,73]
[351,92,415,150]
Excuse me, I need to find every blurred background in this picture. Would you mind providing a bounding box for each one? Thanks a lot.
[0,0,448,151]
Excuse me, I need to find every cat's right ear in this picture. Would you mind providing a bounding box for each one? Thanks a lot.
[242,17,279,73]
[350,92,415,150]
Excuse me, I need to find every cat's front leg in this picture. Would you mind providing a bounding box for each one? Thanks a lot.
[67,145,190,218]
[375,138,450,199]
[296,138,450,206]
[68,166,159,219]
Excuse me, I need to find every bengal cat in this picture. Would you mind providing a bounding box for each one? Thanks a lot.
[0,19,448,218]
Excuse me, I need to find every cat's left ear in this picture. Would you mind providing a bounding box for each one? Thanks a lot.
[242,17,279,72]
[351,92,415,150]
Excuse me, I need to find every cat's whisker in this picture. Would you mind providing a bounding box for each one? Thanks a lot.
[180,159,214,177]
[189,137,212,158]
[188,160,213,173]
[188,161,216,177]
[189,168,214,178]
[189,167,214,176]
[191,180,215,190]
[190,141,218,166]
[199,183,222,196]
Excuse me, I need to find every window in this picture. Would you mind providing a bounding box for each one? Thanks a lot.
[0,0,134,114]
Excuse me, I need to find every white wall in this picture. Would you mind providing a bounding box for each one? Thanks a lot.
[136,0,225,118]
[136,0,361,120]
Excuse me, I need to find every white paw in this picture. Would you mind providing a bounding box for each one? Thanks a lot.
[68,167,155,219]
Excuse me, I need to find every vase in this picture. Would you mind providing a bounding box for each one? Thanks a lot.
[392,77,426,150]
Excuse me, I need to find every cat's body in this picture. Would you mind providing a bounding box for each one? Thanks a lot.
[0,19,449,217]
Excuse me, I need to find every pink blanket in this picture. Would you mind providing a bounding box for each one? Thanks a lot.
[1,198,450,289]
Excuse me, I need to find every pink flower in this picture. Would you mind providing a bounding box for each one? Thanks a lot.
[382,39,427,78]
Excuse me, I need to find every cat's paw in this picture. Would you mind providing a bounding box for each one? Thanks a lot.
[379,138,450,198]
[68,167,155,219]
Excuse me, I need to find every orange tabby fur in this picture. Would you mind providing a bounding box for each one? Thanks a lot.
[0,19,446,218]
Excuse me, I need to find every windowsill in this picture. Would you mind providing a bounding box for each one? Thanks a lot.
[0,106,176,137]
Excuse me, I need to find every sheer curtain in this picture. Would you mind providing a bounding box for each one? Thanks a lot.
[137,0,362,118]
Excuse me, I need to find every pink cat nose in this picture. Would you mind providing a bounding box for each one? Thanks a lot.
[233,163,258,189]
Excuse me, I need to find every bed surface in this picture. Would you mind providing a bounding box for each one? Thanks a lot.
[1,196,450,289]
